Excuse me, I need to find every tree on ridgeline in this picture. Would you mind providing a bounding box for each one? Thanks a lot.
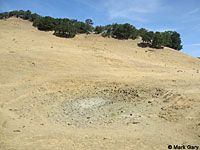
[8,10,18,17]
[74,21,89,34]
[138,28,148,37]
[33,16,42,27]
[141,31,154,44]
[171,31,183,50]
[85,19,93,26]
[0,13,4,19]
[4,12,9,19]
[102,24,112,37]
[34,16,57,31]
[30,13,40,22]
[0,10,183,50]
[94,26,104,34]
[70,19,78,25]
[24,10,31,20]
[152,32,163,49]
[85,19,94,34]
[17,10,25,18]
[0,12,9,19]
[102,23,138,40]
[54,22,76,38]
[161,31,172,47]
[112,23,138,39]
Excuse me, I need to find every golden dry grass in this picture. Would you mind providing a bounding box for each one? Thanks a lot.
[0,17,200,150]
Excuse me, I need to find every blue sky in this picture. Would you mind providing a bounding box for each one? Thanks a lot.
[0,0,200,57]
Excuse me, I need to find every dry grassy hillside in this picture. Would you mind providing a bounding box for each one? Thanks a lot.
[0,17,200,150]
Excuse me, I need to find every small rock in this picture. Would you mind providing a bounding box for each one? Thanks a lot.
[132,122,140,124]
[40,123,44,126]
[136,138,140,140]
[13,130,21,132]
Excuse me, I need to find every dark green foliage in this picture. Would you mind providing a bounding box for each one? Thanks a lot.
[152,32,163,48]
[74,21,89,34]
[17,10,25,18]
[32,16,42,27]
[8,10,18,17]
[102,23,138,39]
[30,13,40,22]
[138,28,148,37]
[0,12,9,19]
[70,19,78,25]
[85,19,93,25]
[171,31,183,50]
[94,26,104,34]
[85,24,93,33]
[85,19,93,33]
[24,10,31,20]
[0,13,3,19]
[0,13,4,19]
[102,24,112,37]
[4,12,9,19]
[140,30,182,50]
[54,22,76,38]
[161,31,172,47]
[141,31,154,43]
[112,23,135,39]
[34,16,57,31]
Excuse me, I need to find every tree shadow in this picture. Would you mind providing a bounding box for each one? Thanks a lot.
[137,42,164,49]
[53,32,75,38]
[137,42,151,48]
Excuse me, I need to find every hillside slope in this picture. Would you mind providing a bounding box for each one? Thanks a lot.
[0,17,200,150]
